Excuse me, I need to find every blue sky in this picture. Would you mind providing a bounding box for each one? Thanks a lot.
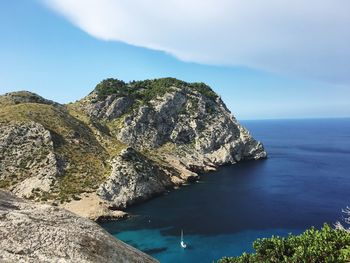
[0,0,349,120]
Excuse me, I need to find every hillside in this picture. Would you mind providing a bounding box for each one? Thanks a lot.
[0,78,266,219]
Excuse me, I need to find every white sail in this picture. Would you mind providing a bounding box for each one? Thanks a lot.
[180,229,187,248]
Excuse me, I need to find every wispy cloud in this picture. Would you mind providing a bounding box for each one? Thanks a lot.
[42,0,350,84]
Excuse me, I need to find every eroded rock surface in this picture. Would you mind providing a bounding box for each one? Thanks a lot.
[85,95,133,120]
[0,121,59,197]
[0,190,158,263]
[98,147,175,208]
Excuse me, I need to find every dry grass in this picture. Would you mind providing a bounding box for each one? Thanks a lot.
[0,102,112,202]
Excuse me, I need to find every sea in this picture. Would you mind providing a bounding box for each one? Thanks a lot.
[101,118,350,262]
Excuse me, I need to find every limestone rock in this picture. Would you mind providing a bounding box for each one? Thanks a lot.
[84,94,133,120]
[115,86,266,170]
[0,190,158,263]
[0,121,59,197]
[97,147,175,209]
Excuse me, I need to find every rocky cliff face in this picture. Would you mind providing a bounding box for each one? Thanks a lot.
[115,86,266,164]
[0,78,266,217]
[0,190,158,263]
[0,121,59,196]
[97,147,174,208]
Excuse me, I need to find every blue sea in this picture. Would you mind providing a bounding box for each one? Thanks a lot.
[101,118,350,262]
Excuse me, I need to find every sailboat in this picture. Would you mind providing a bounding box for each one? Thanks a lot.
[180,229,187,249]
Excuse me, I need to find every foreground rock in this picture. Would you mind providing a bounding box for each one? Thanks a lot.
[0,190,158,263]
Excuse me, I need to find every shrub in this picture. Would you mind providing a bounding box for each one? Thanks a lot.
[191,82,218,100]
[218,224,350,263]
[95,78,127,100]
[94,77,218,103]
[131,78,184,102]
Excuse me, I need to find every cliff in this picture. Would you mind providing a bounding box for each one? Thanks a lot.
[0,190,158,263]
[0,78,266,219]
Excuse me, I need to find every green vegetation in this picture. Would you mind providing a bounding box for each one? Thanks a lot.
[95,78,128,100]
[95,77,180,104]
[218,224,350,263]
[94,77,218,104]
[0,179,11,188]
[191,82,218,100]
[132,78,178,102]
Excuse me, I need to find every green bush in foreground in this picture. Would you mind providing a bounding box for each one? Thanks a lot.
[218,224,350,263]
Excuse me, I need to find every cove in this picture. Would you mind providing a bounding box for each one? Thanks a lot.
[101,118,350,262]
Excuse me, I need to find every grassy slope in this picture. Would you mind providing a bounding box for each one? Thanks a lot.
[0,98,125,203]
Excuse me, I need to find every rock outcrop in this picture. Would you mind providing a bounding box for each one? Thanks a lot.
[0,190,158,263]
[0,78,266,219]
[114,86,266,167]
[85,95,133,121]
[0,121,59,196]
[97,147,175,209]
[0,91,60,107]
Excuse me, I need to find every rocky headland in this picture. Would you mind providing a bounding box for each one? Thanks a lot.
[0,78,266,220]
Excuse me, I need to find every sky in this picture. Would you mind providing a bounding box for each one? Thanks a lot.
[0,0,349,120]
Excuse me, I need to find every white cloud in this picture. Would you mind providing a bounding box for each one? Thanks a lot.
[42,0,350,83]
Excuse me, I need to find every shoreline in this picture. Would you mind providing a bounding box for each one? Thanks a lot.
[65,157,268,223]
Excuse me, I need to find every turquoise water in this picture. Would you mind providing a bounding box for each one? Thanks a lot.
[101,118,350,262]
